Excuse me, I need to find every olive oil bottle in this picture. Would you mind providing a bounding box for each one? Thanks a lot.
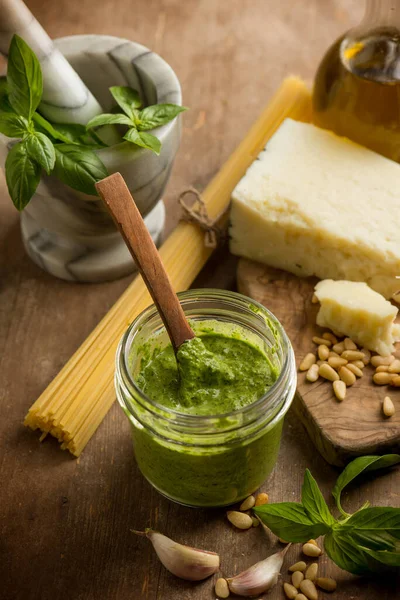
[313,0,400,162]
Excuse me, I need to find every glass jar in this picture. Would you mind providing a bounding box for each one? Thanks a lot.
[313,0,400,161]
[115,289,296,508]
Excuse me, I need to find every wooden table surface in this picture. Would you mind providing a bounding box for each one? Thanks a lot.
[1,1,399,599]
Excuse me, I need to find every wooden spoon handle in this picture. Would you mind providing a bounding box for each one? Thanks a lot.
[96,173,195,352]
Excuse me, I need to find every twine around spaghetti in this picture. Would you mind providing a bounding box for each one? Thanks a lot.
[178,188,229,249]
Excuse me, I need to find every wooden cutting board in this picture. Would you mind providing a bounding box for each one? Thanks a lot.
[237,258,400,467]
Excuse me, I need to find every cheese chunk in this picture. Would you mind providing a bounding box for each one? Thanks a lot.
[230,118,400,299]
[314,280,400,356]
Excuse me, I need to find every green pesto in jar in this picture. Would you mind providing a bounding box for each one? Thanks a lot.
[136,329,279,416]
[129,320,283,507]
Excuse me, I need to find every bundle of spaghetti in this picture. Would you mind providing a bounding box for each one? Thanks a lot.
[24,77,312,456]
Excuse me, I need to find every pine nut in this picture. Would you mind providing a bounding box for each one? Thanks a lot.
[361,348,371,365]
[283,583,299,599]
[296,595,308,600]
[341,350,365,361]
[344,337,357,350]
[323,332,338,344]
[316,577,337,592]
[319,363,339,382]
[299,579,318,600]
[305,562,318,581]
[299,353,316,371]
[328,356,348,369]
[307,539,318,546]
[289,561,307,572]
[254,492,269,506]
[383,396,395,417]
[373,372,392,385]
[371,355,395,367]
[339,366,356,386]
[351,360,365,369]
[346,363,363,377]
[391,375,400,387]
[318,345,330,360]
[376,365,389,373]
[317,360,328,366]
[251,516,260,527]
[302,542,322,557]
[306,364,320,382]
[311,294,319,304]
[215,578,230,598]
[333,380,346,401]
[328,351,340,358]
[313,336,332,347]
[240,495,255,511]
[227,511,253,529]
[332,342,345,354]
[292,571,304,588]
[388,359,400,373]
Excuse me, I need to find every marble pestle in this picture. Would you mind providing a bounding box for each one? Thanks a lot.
[0,0,117,140]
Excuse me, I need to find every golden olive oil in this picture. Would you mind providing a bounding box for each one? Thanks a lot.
[313,28,400,161]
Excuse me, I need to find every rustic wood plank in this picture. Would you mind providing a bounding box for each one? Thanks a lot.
[237,258,400,466]
[1,1,398,600]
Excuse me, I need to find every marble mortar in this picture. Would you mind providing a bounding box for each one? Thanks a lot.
[1,34,182,282]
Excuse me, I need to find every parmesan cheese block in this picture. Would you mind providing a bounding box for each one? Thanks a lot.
[314,279,400,356]
[230,118,400,299]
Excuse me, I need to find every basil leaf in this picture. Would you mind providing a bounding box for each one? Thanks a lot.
[5,141,41,210]
[324,531,370,574]
[137,103,187,130]
[0,76,7,95]
[84,129,109,148]
[0,78,14,113]
[253,502,331,543]
[54,144,108,196]
[302,469,336,527]
[86,113,133,129]
[362,546,400,567]
[33,115,107,148]
[332,454,400,517]
[49,122,109,147]
[7,35,42,118]
[342,506,400,536]
[326,530,400,573]
[351,530,398,551]
[124,128,161,155]
[32,113,75,144]
[0,76,10,107]
[51,122,87,142]
[0,94,14,113]
[25,132,55,174]
[0,112,30,138]
[109,86,142,118]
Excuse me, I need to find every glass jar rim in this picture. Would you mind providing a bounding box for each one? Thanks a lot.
[116,289,295,429]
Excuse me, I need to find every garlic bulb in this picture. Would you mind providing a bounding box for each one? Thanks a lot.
[227,544,290,597]
[132,529,220,581]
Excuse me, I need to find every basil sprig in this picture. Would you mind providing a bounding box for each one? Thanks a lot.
[1,35,186,210]
[254,455,400,575]
[86,85,187,155]
[1,35,109,210]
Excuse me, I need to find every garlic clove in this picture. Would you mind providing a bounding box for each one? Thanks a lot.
[132,529,219,581]
[227,544,290,597]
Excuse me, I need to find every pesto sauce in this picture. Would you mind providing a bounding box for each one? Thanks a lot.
[136,333,278,415]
